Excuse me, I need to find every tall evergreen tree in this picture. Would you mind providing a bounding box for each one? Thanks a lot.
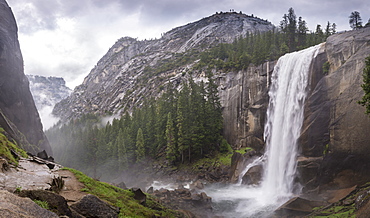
[135,128,145,163]
[297,16,308,49]
[116,129,128,169]
[286,7,297,51]
[165,112,176,164]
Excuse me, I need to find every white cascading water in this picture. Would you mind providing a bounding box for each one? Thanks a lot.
[205,44,322,217]
[261,43,322,201]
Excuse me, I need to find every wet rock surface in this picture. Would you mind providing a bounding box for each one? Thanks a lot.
[0,190,59,218]
[18,190,73,217]
[70,194,120,218]
[151,187,212,218]
[300,28,370,191]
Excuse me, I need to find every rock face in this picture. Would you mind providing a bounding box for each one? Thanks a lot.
[0,190,59,218]
[0,0,51,154]
[299,28,370,191]
[53,12,274,127]
[219,62,273,149]
[27,75,71,111]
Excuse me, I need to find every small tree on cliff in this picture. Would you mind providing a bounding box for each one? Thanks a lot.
[349,11,362,30]
[358,56,370,115]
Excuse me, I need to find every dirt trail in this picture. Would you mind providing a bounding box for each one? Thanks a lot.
[0,158,87,204]
[55,170,87,205]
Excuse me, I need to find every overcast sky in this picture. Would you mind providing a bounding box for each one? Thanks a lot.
[7,0,369,89]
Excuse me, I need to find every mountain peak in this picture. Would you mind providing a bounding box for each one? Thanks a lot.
[53,12,275,121]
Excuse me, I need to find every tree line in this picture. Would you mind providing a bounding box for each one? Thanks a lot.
[195,8,335,72]
[46,73,227,179]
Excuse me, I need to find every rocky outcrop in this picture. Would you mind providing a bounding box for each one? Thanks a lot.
[0,190,59,218]
[299,28,370,191]
[0,0,51,154]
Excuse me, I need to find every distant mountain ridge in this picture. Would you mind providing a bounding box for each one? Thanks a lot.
[27,75,72,111]
[53,12,275,120]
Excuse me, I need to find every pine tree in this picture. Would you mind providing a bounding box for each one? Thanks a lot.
[297,17,308,49]
[116,129,128,169]
[135,128,145,163]
[286,7,297,51]
[349,11,362,30]
[358,56,370,115]
[165,112,176,164]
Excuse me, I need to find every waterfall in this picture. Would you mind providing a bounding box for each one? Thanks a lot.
[205,44,322,217]
[261,43,322,201]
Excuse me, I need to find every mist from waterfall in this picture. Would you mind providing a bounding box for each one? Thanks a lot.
[205,44,322,217]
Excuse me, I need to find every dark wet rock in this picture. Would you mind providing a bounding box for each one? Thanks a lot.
[274,197,326,217]
[152,187,212,217]
[147,186,154,194]
[230,150,260,183]
[70,194,120,218]
[18,190,72,217]
[296,156,323,193]
[131,188,146,204]
[0,190,59,218]
[116,181,127,190]
[242,164,263,185]
[192,180,205,189]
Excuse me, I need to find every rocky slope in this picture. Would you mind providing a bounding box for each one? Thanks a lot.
[27,75,71,112]
[0,0,51,154]
[53,12,274,122]
[27,75,72,129]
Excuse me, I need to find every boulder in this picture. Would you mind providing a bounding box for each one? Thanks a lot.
[131,188,146,204]
[229,151,259,183]
[241,164,263,185]
[0,190,58,218]
[18,190,72,217]
[70,194,120,218]
[296,156,323,192]
[0,157,9,173]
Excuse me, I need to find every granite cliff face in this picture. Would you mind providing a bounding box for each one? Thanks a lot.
[298,28,370,191]
[27,75,71,111]
[53,12,275,124]
[0,0,51,154]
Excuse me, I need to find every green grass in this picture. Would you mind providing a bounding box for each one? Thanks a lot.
[234,147,254,155]
[33,200,49,210]
[63,167,180,218]
[0,128,28,164]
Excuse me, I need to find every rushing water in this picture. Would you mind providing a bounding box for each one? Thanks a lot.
[205,44,322,217]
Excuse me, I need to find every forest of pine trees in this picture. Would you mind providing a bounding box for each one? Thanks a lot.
[46,73,225,179]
